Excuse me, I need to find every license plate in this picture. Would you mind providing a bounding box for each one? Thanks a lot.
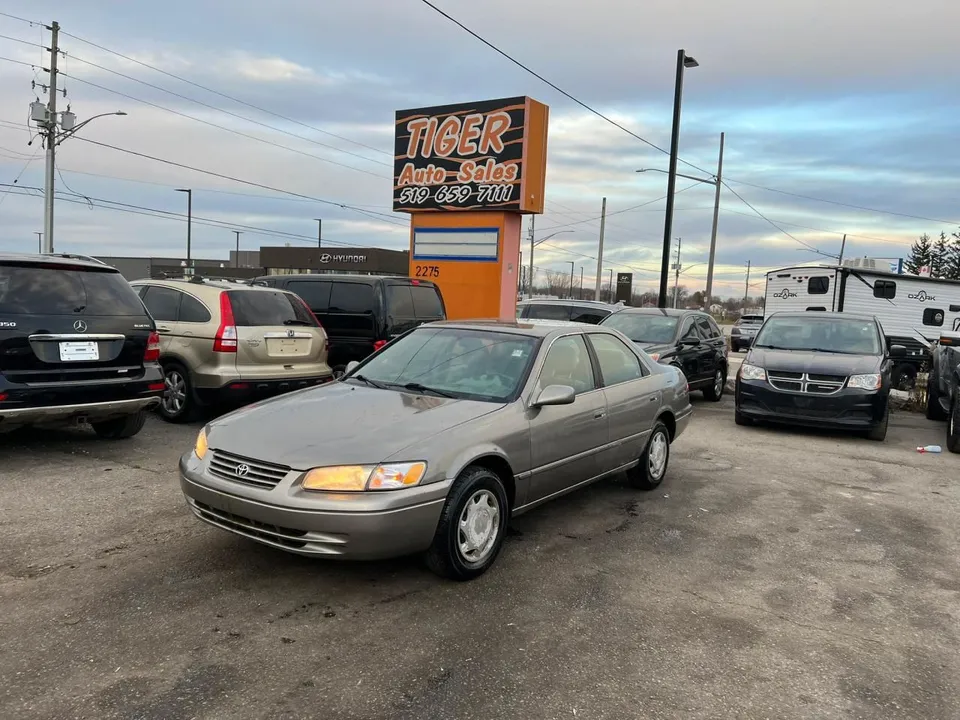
[59,341,99,362]
[266,338,308,356]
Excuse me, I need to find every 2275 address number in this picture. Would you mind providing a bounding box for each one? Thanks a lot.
[414,265,440,278]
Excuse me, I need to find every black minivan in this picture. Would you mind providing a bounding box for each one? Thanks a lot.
[253,274,446,377]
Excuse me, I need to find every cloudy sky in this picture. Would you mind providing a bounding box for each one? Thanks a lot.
[1,0,958,298]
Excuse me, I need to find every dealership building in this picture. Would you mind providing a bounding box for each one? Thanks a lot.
[97,245,410,281]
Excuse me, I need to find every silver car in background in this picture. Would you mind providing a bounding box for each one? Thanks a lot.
[180,321,692,580]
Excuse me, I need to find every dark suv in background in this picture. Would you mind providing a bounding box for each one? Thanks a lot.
[0,253,163,438]
[253,274,445,377]
[731,313,764,352]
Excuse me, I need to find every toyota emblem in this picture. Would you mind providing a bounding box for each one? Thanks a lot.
[73,320,88,332]
[235,464,250,478]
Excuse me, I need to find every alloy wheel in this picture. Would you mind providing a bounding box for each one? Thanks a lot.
[163,370,186,416]
[457,489,501,564]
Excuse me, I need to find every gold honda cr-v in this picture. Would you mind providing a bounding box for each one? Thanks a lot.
[131,278,333,422]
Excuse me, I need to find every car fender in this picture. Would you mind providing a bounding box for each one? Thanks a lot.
[444,443,515,482]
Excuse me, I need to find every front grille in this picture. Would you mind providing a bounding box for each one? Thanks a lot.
[768,371,845,395]
[191,500,308,549]
[774,406,841,418]
[208,450,290,489]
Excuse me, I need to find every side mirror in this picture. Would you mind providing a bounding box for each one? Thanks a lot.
[888,345,907,358]
[531,384,576,408]
[344,360,361,376]
[680,336,701,347]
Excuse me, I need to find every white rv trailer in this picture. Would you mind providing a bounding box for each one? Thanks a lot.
[764,265,960,387]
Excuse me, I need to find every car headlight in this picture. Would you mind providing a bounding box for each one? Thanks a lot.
[739,363,767,381]
[194,427,208,460]
[301,462,427,492]
[848,373,881,390]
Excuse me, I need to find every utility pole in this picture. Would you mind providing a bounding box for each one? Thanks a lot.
[314,218,322,249]
[579,267,584,299]
[672,237,682,308]
[607,269,613,301]
[594,197,607,301]
[838,234,847,266]
[743,260,752,306]
[41,21,60,254]
[35,232,42,253]
[527,215,535,298]
[233,231,242,268]
[704,132,725,304]
[567,261,575,299]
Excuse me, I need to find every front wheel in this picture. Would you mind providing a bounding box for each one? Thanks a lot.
[865,404,889,442]
[702,368,725,401]
[159,362,196,423]
[926,374,947,420]
[92,410,147,439]
[734,408,752,426]
[627,421,670,490]
[426,466,509,581]
[947,392,960,453]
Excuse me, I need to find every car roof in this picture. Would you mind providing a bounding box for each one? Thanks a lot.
[133,278,290,293]
[252,274,437,288]
[0,252,118,271]
[768,311,876,322]
[425,319,618,338]
[518,298,615,308]
[607,307,699,317]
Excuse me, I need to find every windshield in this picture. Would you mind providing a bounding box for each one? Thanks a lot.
[754,316,881,354]
[601,313,679,344]
[737,315,764,325]
[349,327,538,402]
[0,265,145,316]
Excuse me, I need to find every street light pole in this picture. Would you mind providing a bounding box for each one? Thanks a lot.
[673,237,682,308]
[579,267,584,299]
[658,49,698,308]
[233,231,242,268]
[175,188,192,269]
[704,132,724,304]
[607,268,613,302]
[567,261,575,299]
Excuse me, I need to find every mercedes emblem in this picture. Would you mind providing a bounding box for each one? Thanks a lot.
[235,464,250,478]
[73,320,88,332]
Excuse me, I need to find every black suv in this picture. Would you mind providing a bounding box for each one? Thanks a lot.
[0,253,163,438]
[925,322,960,452]
[252,274,446,377]
[600,308,728,400]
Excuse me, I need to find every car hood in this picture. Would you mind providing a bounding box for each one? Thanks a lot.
[632,341,676,358]
[747,347,881,375]
[205,382,503,469]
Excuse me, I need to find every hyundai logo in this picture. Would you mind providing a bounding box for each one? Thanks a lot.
[235,464,250,478]
[73,320,88,332]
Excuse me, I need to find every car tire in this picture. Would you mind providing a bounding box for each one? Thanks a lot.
[926,373,947,421]
[92,410,147,439]
[891,363,917,392]
[731,342,740,353]
[159,362,196,423]
[702,368,725,402]
[734,409,752,426]
[627,421,670,490]
[865,404,889,442]
[425,466,509,581]
[947,392,960,454]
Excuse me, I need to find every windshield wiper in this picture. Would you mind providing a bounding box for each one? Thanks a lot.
[400,382,457,398]
[351,374,387,389]
[283,319,313,326]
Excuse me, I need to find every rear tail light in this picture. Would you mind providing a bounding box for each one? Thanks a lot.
[0,392,7,402]
[373,340,388,352]
[144,331,161,362]
[213,292,238,353]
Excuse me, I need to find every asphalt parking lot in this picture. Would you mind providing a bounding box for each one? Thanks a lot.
[2,396,958,720]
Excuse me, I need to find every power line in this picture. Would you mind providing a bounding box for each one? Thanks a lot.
[63,52,391,169]
[535,183,701,234]
[69,135,407,227]
[59,29,393,159]
[0,11,40,25]
[59,71,391,180]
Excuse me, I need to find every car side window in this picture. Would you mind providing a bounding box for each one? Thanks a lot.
[329,282,374,313]
[179,293,212,323]
[706,317,722,338]
[695,317,716,340]
[570,308,609,325]
[589,333,646,385]
[538,334,596,395]
[679,317,698,340]
[526,304,571,321]
[141,286,181,322]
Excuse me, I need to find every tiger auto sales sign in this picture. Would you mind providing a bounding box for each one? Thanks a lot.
[393,96,549,213]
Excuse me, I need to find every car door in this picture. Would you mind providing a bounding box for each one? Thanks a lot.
[675,315,703,384]
[139,285,182,356]
[528,333,608,503]
[587,332,661,468]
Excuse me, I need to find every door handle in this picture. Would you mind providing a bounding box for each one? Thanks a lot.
[594,411,606,419]
[156,326,171,333]
[648,396,658,403]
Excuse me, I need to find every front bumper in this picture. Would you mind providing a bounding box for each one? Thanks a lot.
[179,452,449,560]
[736,377,886,429]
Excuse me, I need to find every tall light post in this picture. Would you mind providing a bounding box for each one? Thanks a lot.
[175,188,192,269]
[233,231,242,268]
[658,49,699,309]
[529,229,574,297]
[579,267,584,299]
[606,268,614,302]
[567,261,575,299]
